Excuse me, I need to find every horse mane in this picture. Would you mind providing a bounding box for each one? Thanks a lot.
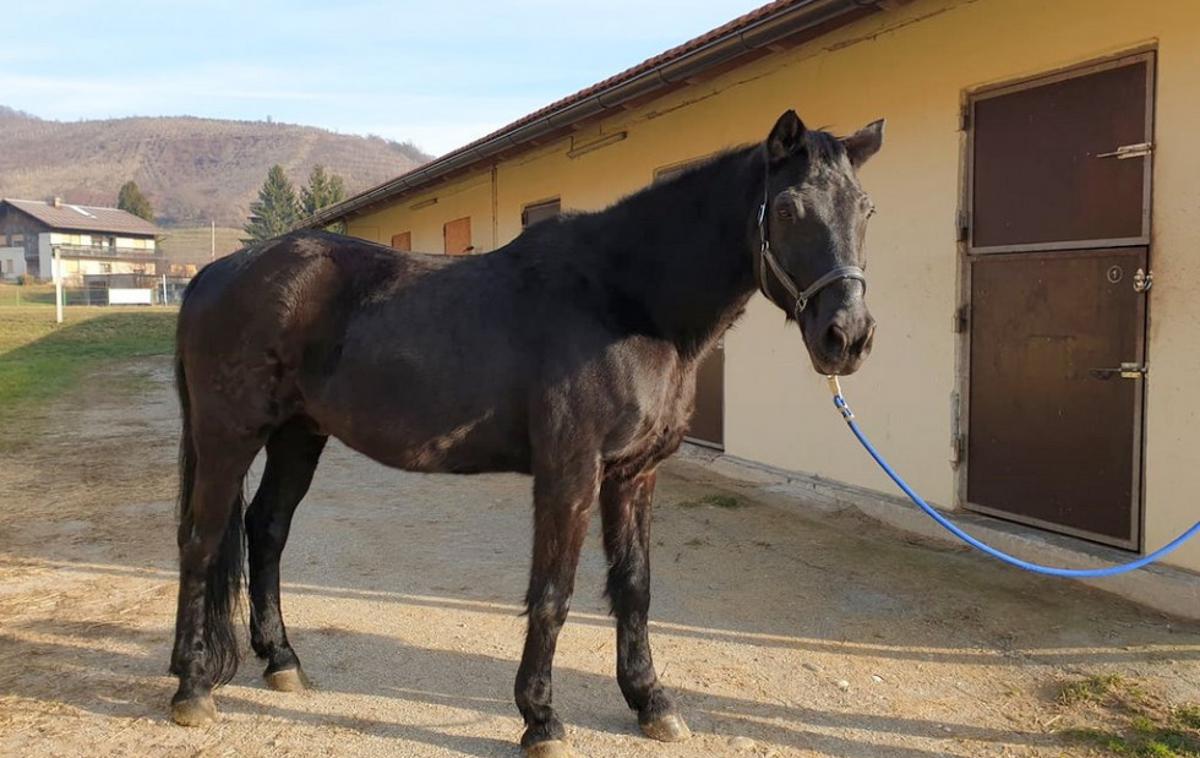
[492,126,849,354]
[516,126,847,239]
[493,145,758,354]
[510,145,757,252]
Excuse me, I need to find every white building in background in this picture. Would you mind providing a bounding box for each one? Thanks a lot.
[0,197,161,283]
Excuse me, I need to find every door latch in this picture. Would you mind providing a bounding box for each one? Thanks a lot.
[1133,268,1153,293]
[1088,362,1147,381]
[1096,142,1153,159]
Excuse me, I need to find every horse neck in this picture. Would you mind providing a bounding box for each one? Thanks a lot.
[589,147,762,359]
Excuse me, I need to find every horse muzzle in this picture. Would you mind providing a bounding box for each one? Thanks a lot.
[804,307,875,376]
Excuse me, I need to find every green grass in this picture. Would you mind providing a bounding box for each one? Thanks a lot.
[0,305,176,449]
[1063,721,1200,757]
[1178,707,1200,731]
[1056,675,1200,757]
[1058,674,1132,707]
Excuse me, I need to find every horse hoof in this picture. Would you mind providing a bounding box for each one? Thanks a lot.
[264,667,309,692]
[170,695,216,726]
[640,713,691,742]
[524,740,575,758]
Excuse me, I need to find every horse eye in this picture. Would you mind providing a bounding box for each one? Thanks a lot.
[776,204,793,220]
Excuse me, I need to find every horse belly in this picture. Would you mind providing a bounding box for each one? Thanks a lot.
[302,361,531,475]
[342,418,531,474]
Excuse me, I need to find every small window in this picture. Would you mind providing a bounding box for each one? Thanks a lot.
[521,198,561,228]
[10,234,24,246]
[443,217,471,255]
[390,232,412,252]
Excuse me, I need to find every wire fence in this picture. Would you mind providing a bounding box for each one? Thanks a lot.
[1,274,191,308]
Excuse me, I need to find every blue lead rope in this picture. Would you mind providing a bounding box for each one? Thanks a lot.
[826,377,1200,578]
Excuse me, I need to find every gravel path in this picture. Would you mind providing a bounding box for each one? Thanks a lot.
[1,357,1197,757]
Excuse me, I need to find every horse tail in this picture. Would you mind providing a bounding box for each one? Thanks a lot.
[175,331,245,687]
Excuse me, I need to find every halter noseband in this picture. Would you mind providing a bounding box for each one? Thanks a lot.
[756,182,867,320]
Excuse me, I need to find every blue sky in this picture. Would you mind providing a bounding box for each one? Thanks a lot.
[2,1,762,156]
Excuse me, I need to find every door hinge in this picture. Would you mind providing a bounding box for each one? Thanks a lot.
[954,303,970,334]
[949,392,964,467]
[956,208,970,242]
[950,432,966,466]
[959,103,971,132]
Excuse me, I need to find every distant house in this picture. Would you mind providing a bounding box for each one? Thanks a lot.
[0,197,161,283]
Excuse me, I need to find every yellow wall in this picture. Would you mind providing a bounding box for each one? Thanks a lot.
[346,0,1200,572]
[351,170,494,251]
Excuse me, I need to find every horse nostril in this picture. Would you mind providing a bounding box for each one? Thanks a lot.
[853,320,876,356]
[823,324,850,358]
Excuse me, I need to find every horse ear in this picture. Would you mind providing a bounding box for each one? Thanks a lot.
[766,110,806,164]
[843,118,885,168]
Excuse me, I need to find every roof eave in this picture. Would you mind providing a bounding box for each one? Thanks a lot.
[299,0,882,229]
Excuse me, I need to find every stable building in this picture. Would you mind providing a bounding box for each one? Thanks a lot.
[307,0,1200,582]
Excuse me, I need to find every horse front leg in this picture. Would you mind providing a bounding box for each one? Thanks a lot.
[514,451,600,757]
[599,468,689,742]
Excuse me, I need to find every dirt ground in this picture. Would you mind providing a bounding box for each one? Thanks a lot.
[1,357,1198,757]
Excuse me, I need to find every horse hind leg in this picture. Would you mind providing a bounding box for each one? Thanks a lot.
[245,418,327,692]
[169,432,261,726]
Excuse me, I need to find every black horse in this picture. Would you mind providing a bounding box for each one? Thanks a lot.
[168,110,883,756]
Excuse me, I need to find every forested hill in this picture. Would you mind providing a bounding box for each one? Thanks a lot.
[0,106,428,228]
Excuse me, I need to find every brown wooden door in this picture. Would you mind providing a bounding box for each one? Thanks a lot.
[971,58,1152,251]
[391,232,411,251]
[688,339,724,448]
[444,217,471,255]
[964,53,1154,549]
[968,249,1146,544]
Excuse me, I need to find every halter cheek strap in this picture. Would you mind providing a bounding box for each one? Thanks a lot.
[757,196,867,319]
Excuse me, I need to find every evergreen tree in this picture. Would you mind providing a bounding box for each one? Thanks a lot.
[243,165,300,243]
[301,165,348,233]
[300,165,347,217]
[117,181,154,221]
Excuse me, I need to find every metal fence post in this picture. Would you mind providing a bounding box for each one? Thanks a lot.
[53,249,63,324]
